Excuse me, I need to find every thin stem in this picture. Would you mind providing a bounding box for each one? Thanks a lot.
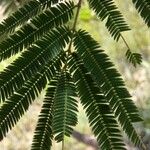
[120,34,130,50]
[72,0,82,32]
[68,0,82,53]
[62,139,65,150]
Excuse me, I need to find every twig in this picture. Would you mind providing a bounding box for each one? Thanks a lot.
[68,0,82,54]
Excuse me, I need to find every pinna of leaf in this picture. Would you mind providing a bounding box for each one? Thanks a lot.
[0,0,148,149]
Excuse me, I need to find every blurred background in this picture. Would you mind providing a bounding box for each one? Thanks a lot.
[0,0,149,149]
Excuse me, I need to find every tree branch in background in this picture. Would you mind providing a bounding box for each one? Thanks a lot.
[72,130,99,150]
[14,0,20,6]
[72,130,150,150]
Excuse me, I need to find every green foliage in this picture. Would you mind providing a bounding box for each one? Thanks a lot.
[0,26,71,102]
[132,0,150,27]
[0,0,149,149]
[52,72,78,142]
[126,49,142,67]
[72,30,144,148]
[87,0,130,41]
[68,54,126,149]
[31,72,78,149]
[0,0,74,61]
[0,0,59,35]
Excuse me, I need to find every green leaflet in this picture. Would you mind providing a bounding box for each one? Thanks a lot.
[0,0,60,36]
[68,54,126,150]
[126,49,142,67]
[132,0,150,27]
[87,0,130,40]
[0,1,74,61]
[73,30,145,148]
[52,71,78,142]
[0,52,64,141]
[32,71,78,149]
[31,77,57,150]
[0,26,71,102]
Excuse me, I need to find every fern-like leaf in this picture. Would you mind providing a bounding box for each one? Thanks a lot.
[73,30,145,148]
[0,0,60,36]
[0,1,74,61]
[87,0,130,40]
[132,0,150,27]
[68,53,126,150]
[126,49,142,67]
[52,71,78,142]
[0,52,64,141]
[32,71,78,149]
[0,26,71,102]
[31,77,57,150]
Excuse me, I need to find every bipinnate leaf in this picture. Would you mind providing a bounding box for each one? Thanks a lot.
[0,26,71,102]
[52,71,78,142]
[0,1,74,61]
[68,54,126,150]
[87,0,130,40]
[132,0,150,27]
[73,30,144,149]
[0,0,61,36]
[0,52,64,141]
